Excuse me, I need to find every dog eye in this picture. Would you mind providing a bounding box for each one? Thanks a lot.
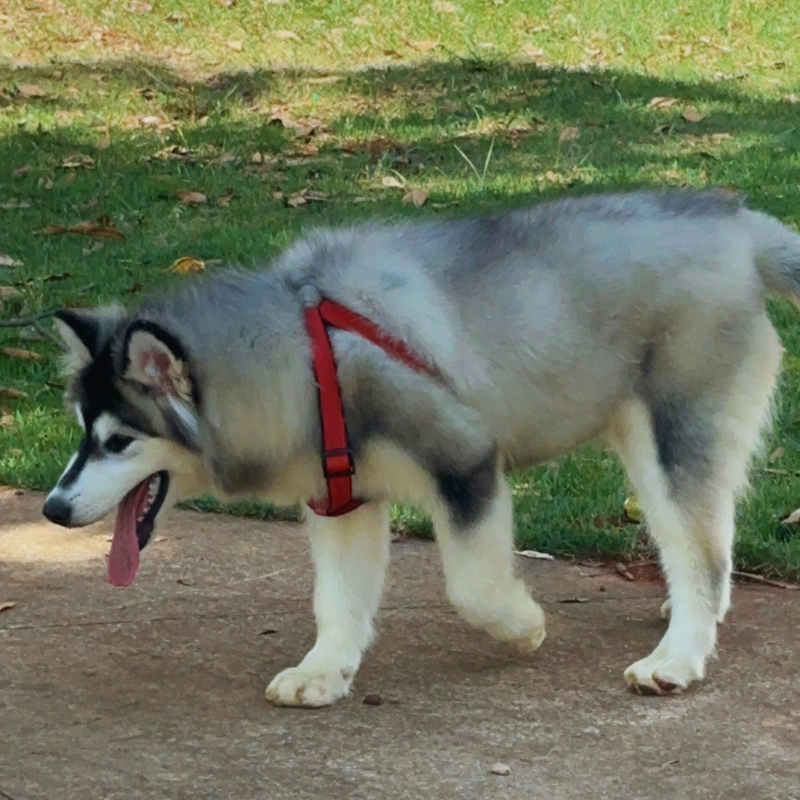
[105,434,135,453]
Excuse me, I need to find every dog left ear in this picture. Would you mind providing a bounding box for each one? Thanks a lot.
[123,323,194,404]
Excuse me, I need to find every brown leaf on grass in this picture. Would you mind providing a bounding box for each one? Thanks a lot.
[286,189,329,208]
[403,188,429,207]
[0,601,17,613]
[662,169,684,182]
[648,96,679,109]
[62,153,95,169]
[275,29,301,41]
[97,136,111,150]
[18,84,47,98]
[128,1,152,11]
[37,216,125,241]
[382,175,405,189]
[681,108,706,123]
[544,170,561,182]
[0,413,14,429]
[12,165,32,178]
[559,126,580,142]
[170,257,205,275]
[1,199,31,209]
[433,0,456,12]
[272,190,284,200]
[403,38,440,52]
[140,115,166,127]
[174,190,207,205]
[0,387,27,400]
[0,286,21,300]
[216,188,236,207]
[227,39,244,51]
[522,44,545,59]
[0,254,22,267]
[2,347,43,362]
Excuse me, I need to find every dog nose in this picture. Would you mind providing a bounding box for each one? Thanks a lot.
[43,495,72,526]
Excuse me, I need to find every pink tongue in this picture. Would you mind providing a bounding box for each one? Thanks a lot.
[108,479,149,588]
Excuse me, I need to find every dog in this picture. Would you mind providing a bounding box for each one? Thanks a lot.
[43,189,800,706]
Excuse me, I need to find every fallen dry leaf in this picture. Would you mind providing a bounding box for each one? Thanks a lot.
[0,601,17,613]
[2,347,43,362]
[177,577,195,586]
[522,44,545,59]
[544,170,561,182]
[1,199,30,209]
[434,0,456,11]
[227,39,244,51]
[382,175,405,189]
[97,136,111,150]
[0,286,21,300]
[128,0,152,11]
[515,550,555,560]
[490,763,511,776]
[559,126,580,142]
[18,84,46,98]
[0,414,14,429]
[38,216,125,241]
[62,153,95,169]
[662,169,684,182]
[216,188,236,207]
[171,257,205,275]
[0,387,28,400]
[174,190,207,205]
[681,108,706,123]
[648,96,679,109]
[615,562,635,581]
[140,115,165,127]
[286,189,329,207]
[404,38,440,52]
[82,241,104,255]
[0,254,22,267]
[12,165,32,178]
[275,29,301,41]
[403,188,429,207]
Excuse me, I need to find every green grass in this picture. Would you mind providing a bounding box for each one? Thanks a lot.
[2,0,800,578]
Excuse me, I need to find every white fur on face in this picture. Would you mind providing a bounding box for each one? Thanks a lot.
[45,412,208,527]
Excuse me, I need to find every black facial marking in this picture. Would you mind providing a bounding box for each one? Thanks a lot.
[435,450,498,529]
[58,435,96,488]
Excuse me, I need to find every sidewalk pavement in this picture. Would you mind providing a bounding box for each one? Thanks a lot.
[1,489,798,800]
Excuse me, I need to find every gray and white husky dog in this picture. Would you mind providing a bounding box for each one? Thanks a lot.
[44,190,800,706]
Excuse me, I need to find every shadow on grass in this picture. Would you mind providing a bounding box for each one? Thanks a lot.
[2,55,800,572]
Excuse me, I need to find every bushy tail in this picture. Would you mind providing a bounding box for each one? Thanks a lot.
[748,210,800,304]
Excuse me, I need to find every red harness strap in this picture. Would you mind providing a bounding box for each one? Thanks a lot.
[304,299,438,517]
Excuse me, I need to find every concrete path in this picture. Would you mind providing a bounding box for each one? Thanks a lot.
[1,489,799,800]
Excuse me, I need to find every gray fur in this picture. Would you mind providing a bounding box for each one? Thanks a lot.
[52,188,800,525]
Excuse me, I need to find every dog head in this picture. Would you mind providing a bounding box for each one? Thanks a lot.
[43,307,210,586]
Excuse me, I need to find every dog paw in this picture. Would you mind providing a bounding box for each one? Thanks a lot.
[624,651,704,696]
[265,665,354,708]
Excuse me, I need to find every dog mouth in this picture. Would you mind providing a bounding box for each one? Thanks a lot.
[108,471,169,588]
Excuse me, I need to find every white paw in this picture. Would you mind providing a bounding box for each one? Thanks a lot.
[660,599,671,620]
[474,598,547,653]
[265,665,354,708]
[624,650,705,695]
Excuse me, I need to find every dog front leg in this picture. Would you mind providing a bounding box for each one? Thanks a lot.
[266,501,390,707]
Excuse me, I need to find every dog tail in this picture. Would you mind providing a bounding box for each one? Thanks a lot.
[749,210,800,305]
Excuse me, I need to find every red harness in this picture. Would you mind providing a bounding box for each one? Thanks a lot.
[304,299,438,517]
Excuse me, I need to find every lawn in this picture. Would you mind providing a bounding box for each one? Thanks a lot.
[1,0,800,578]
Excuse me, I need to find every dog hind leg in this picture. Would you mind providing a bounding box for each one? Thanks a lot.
[432,466,546,653]
[265,501,390,707]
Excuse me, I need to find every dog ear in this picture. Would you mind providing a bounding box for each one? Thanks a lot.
[54,306,123,375]
[124,322,202,451]
[123,323,194,402]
